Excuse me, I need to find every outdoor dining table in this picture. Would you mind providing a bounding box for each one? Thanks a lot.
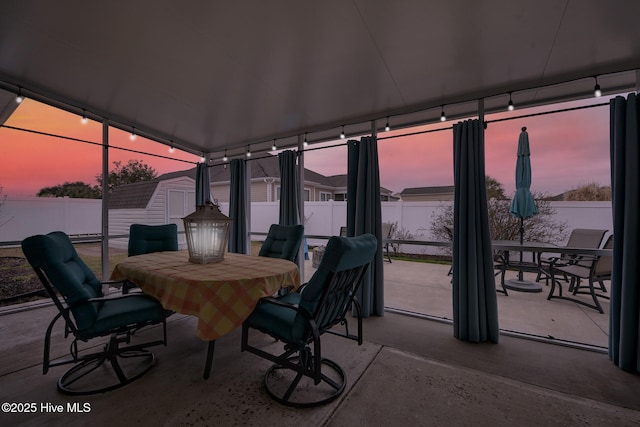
[491,240,561,293]
[110,251,300,379]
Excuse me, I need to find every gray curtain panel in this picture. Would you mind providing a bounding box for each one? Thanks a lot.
[228,159,248,254]
[609,93,640,373]
[452,119,499,343]
[346,136,384,317]
[278,150,301,226]
[195,163,211,206]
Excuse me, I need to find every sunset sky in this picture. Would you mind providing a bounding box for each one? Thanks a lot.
[0,96,613,198]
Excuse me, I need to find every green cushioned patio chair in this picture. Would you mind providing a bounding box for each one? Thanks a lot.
[128,223,179,256]
[126,223,179,293]
[258,224,304,262]
[242,234,377,407]
[22,231,172,395]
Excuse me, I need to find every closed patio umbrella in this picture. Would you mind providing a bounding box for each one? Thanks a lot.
[506,127,540,292]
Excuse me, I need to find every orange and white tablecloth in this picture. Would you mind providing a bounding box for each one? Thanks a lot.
[110,251,300,341]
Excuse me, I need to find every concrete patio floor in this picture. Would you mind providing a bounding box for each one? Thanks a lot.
[1,255,634,426]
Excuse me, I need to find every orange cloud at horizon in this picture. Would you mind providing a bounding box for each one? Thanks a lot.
[0,99,200,197]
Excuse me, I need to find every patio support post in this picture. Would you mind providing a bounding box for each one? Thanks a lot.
[100,120,109,283]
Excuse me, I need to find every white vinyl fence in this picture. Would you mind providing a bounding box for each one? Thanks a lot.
[1,197,613,253]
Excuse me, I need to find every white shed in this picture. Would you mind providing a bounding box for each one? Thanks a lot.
[108,175,196,250]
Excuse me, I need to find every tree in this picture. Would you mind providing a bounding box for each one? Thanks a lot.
[563,183,611,201]
[95,159,158,191]
[485,176,507,200]
[37,181,101,199]
[430,177,568,247]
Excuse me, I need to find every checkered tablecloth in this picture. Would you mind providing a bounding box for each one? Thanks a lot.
[110,251,300,341]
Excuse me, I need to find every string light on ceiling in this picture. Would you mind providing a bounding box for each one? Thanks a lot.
[16,87,24,103]
[593,76,602,97]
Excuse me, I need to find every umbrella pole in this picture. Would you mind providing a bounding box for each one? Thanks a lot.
[518,217,524,281]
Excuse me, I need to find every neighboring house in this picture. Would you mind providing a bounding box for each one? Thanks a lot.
[399,186,455,201]
[107,155,397,247]
[155,154,396,203]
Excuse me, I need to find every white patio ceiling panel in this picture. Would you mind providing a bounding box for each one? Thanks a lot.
[1,0,639,157]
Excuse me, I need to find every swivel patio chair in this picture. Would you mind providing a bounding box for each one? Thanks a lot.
[241,234,377,407]
[258,224,304,263]
[128,223,179,256]
[126,223,179,292]
[546,234,613,313]
[22,231,172,395]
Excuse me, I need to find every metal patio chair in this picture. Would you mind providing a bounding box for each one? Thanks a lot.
[547,234,613,313]
[22,231,172,395]
[241,234,377,407]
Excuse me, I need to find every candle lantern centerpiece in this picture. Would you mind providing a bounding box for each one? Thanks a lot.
[183,200,231,264]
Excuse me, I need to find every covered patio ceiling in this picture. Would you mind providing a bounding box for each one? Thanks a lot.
[1,0,639,157]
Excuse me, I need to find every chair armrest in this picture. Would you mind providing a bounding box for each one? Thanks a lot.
[87,293,145,303]
[257,296,313,321]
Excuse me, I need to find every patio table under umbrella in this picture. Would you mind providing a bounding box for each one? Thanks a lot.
[505,127,541,292]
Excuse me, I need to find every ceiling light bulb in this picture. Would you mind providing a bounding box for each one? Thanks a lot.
[169,145,175,153]
[508,99,514,111]
[246,147,251,158]
[303,134,308,147]
[440,107,446,122]
[272,140,277,151]
[130,128,136,141]
[16,88,24,104]
[81,110,88,124]
[594,84,602,97]
[340,126,345,139]
[385,117,390,132]
[223,150,228,162]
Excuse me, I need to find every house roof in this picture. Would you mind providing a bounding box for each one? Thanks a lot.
[108,180,160,209]
[400,186,455,196]
[158,155,336,187]
[2,1,639,157]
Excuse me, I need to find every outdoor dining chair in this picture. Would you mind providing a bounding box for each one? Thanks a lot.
[546,234,613,313]
[21,231,172,395]
[536,228,607,285]
[258,224,304,263]
[241,234,377,407]
[125,223,179,293]
[128,223,179,256]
